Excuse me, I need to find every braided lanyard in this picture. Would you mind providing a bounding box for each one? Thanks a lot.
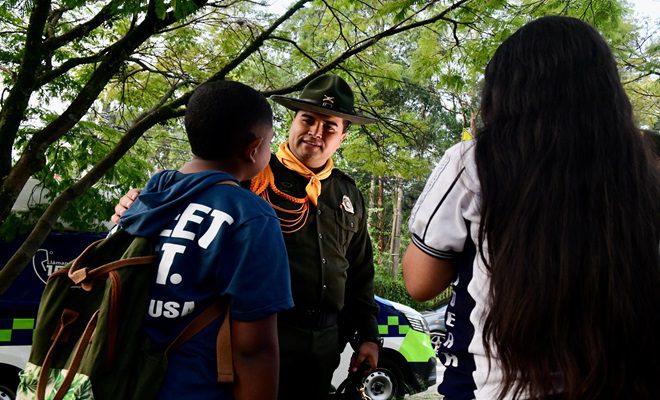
[251,166,310,234]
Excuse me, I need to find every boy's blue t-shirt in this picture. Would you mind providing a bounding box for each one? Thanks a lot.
[120,170,293,400]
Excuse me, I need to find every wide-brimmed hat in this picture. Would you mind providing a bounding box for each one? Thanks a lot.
[270,74,377,125]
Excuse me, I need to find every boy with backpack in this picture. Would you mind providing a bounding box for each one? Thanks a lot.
[118,80,293,399]
[18,81,292,400]
[17,80,291,400]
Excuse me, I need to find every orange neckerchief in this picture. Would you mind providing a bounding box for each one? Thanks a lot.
[278,142,334,205]
[250,143,333,233]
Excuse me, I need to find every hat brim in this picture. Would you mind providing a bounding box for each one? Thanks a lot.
[271,96,377,125]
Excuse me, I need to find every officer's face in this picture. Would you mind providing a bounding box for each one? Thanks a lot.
[288,111,347,170]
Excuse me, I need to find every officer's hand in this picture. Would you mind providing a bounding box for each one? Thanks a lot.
[350,341,379,375]
[110,188,141,225]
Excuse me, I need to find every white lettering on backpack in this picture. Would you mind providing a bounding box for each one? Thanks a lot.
[149,300,196,318]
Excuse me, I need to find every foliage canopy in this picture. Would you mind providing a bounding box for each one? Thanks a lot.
[0,0,657,293]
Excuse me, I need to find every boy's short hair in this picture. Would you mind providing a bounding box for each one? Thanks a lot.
[185,80,272,160]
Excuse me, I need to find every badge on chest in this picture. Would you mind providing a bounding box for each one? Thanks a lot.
[341,195,354,214]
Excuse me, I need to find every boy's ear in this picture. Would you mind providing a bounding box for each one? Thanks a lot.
[245,137,263,163]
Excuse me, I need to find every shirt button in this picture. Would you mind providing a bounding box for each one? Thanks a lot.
[350,222,354,228]
[322,258,327,264]
[319,233,323,239]
[323,284,327,289]
[317,209,322,215]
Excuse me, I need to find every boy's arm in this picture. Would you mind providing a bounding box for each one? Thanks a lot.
[231,314,279,400]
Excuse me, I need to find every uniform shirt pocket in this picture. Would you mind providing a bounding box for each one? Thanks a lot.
[335,210,358,251]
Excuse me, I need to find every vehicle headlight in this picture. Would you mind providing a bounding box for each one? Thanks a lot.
[402,311,430,333]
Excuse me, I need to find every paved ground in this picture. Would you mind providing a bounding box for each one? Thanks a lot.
[405,361,442,399]
[406,384,441,399]
[407,389,442,399]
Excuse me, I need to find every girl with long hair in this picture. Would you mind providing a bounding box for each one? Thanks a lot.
[403,16,659,400]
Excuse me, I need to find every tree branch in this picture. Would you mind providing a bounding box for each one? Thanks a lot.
[321,0,351,47]
[0,0,51,179]
[127,57,181,80]
[42,0,121,52]
[268,35,322,67]
[263,0,472,96]
[207,0,312,81]
[162,0,312,112]
[35,51,109,87]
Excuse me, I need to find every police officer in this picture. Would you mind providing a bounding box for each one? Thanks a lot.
[112,74,381,399]
[253,74,380,399]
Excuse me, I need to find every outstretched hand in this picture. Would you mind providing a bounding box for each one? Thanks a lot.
[110,188,141,225]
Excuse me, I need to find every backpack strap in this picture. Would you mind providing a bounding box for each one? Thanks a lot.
[216,306,233,383]
[67,235,156,291]
[68,252,156,290]
[37,309,99,400]
[166,299,233,383]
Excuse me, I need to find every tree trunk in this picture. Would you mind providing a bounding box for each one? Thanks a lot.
[368,176,376,230]
[389,178,404,276]
[377,176,385,265]
[0,0,52,223]
[0,0,51,180]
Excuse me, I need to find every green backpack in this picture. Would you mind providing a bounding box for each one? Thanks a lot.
[16,229,232,400]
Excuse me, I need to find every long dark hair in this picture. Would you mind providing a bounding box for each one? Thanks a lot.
[476,16,660,400]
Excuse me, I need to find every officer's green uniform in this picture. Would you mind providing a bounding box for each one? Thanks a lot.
[262,155,379,399]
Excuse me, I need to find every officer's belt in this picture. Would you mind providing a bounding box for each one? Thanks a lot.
[279,308,338,329]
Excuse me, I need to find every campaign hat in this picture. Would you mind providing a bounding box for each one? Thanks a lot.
[270,74,377,125]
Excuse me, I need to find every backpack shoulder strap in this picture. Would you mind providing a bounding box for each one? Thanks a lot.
[166,300,233,383]
[216,306,232,383]
[166,300,225,351]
